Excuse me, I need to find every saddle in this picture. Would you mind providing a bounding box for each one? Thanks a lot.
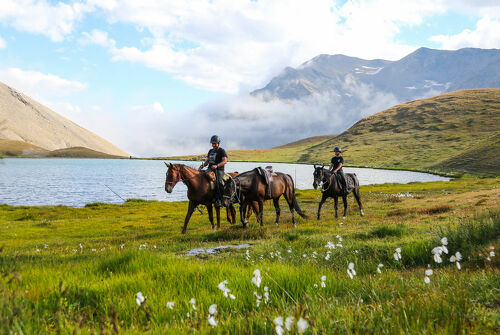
[255,166,275,199]
[203,171,232,191]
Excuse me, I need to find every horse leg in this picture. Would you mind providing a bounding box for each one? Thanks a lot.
[342,195,348,219]
[240,202,249,227]
[334,196,338,219]
[273,198,281,225]
[207,203,214,230]
[246,203,254,221]
[317,193,328,220]
[215,206,221,229]
[229,204,237,224]
[182,201,197,234]
[353,187,364,216]
[258,201,264,227]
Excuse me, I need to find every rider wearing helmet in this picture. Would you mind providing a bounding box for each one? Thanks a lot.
[199,135,228,207]
[329,146,348,195]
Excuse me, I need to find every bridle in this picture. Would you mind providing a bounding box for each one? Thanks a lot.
[165,166,202,187]
[314,168,331,193]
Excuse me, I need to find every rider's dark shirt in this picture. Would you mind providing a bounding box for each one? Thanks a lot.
[207,147,227,171]
[331,156,344,172]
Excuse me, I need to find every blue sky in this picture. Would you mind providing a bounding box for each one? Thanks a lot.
[0,0,499,156]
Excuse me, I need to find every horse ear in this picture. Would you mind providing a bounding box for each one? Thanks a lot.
[314,164,317,169]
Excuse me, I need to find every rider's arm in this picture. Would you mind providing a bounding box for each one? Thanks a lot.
[216,156,227,168]
[329,163,334,171]
[199,156,209,170]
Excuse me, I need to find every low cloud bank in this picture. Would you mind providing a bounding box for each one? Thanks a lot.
[112,78,400,157]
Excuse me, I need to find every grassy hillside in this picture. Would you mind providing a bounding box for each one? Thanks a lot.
[0,140,125,158]
[0,139,48,157]
[171,89,499,176]
[165,135,335,163]
[46,146,126,158]
[1,177,499,333]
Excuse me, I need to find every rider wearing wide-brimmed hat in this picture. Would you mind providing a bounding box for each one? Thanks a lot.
[199,135,228,207]
[329,146,348,195]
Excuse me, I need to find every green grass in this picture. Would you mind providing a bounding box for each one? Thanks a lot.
[1,177,499,333]
[167,89,500,177]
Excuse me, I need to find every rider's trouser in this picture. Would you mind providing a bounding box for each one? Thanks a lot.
[336,170,347,192]
[215,169,225,201]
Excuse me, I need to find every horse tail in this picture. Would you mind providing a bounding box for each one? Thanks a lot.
[287,174,308,219]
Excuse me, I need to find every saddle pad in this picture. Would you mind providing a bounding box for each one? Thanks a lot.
[346,174,356,189]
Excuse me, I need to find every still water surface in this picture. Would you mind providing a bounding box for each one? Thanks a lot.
[0,158,449,207]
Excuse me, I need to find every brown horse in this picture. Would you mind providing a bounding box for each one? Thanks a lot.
[165,163,244,234]
[226,169,308,227]
[165,163,252,234]
[312,166,364,219]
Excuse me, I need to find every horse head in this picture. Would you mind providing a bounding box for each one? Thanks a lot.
[312,165,325,189]
[164,162,181,193]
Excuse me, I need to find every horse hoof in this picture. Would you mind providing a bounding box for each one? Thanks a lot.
[360,211,365,216]
[293,224,297,228]
[342,216,347,219]
[275,222,279,226]
[181,229,187,234]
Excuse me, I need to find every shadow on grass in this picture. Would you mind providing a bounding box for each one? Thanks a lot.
[355,224,406,240]
[203,226,266,242]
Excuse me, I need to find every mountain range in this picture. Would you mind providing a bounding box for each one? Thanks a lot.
[251,47,500,103]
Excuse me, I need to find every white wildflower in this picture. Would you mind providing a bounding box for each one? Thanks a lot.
[424,276,431,284]
[377,263,383,274]
[432,246,443,263]
[285,316,295,331]
[425,269,433,276]
[321,275,326,288]
[208,304,217,315]
[297,317,309,333]
[218,280,234,299]
[274,316,284,335]
[189,298,196,310]
[441,237,448,246]
[325,251,331,260]
[393,247,402,261]
[287,248,292,253]
[166,301,174,310]
[449,252,462,270]
[254,291,262,307]
[264,286,270,304]
[325,241,336,250]
[208,315,218,327]
[252,269,262,288]
[489,251,495,257]
[347,262,356,279]
[136,292,145,306]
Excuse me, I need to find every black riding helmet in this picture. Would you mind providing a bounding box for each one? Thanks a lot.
[210,135,221,144]
[333,146,342,152]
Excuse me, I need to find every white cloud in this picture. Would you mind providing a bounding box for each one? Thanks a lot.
[83,0,455,93]
[130,102,165,114]
[0,68,87,98]
[0,36,6,49]
[430,17,500,49]
[0,0,92,42]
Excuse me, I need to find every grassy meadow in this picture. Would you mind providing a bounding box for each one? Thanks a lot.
[1,177,499,334]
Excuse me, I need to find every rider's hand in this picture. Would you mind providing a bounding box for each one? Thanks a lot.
[210,165,217,170]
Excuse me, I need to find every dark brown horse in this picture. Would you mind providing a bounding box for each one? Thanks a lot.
[226,169,308,227]
[164,163,244,234]
[313,165,364,219]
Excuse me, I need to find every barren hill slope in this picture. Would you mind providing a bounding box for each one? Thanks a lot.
[0,81,128,157]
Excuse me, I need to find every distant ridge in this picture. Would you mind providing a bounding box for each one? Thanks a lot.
[252,47,500,103]
[0,81,128,157]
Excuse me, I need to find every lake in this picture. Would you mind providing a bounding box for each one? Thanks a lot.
[0,158,450,207]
